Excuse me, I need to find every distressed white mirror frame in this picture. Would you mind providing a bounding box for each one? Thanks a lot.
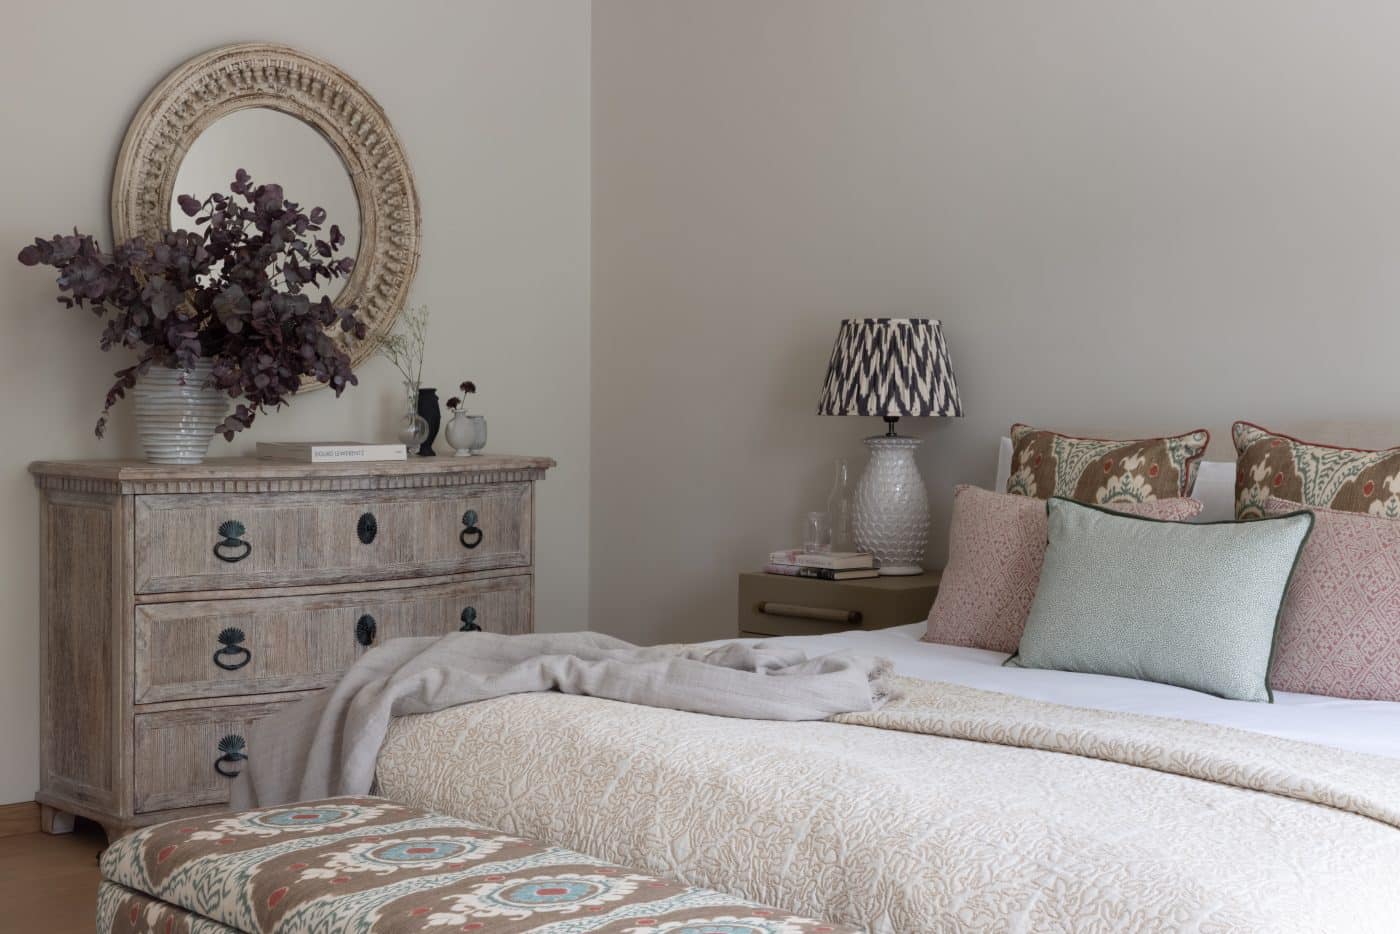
[111,42,421,388]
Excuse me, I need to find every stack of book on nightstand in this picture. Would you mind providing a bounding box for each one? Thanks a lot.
[765,549,879,581]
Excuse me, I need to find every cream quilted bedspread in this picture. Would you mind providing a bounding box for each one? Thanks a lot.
[376,676,1400,933]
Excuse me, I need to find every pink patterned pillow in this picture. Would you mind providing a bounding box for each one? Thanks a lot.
[1265,498,1400,701]
[925,486,1203,652]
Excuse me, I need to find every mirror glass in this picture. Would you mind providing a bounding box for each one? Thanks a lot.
[169,107,362,303]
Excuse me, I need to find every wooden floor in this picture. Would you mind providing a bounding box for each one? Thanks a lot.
[0,820,105,933]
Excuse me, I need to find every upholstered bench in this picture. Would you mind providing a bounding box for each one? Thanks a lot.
[98,796,862,933]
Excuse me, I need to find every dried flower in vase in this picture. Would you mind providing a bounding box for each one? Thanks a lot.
[377,303,431,404]
[446,381,478,412]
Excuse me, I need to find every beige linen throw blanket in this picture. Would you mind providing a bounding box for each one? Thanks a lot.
[234,630,893,808]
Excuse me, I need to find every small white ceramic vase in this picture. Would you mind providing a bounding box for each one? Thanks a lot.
[852,435,929,575]
[445,411,488,456]
[131,360,230,465]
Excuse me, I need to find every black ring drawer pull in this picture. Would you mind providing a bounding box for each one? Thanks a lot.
[214,734,247,778]
[213,521,252,563]
[459,606,481,632]
[357,512,378,545]
[355,613,377,647]
[459,510,483,549]
[213,627,251,671]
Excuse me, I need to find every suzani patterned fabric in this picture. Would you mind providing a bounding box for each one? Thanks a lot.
[98,885,235,934]
[1234,421,1400,519]
[924,485,1202,653]
[1265,498,1400,701]
[97,798,859,934]
[1006,423,1209,503]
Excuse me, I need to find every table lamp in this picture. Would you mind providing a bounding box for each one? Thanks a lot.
[816,318,963,574]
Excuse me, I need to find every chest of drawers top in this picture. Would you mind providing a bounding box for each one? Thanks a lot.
[30,453,555,495]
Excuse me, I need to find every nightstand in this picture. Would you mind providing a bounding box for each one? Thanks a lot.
[737,570,941,638]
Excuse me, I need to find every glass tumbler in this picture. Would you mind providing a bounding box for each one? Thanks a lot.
[804,511,832,554]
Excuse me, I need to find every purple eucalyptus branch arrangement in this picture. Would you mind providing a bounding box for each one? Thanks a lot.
[17,169,365,439]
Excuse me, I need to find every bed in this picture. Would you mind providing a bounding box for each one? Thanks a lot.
[373,452,1400,932]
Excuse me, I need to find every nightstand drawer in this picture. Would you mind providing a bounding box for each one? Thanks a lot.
[134,575,533,703]
[737,571,941,637]
[740,616,866,639]
[133,484,531,593]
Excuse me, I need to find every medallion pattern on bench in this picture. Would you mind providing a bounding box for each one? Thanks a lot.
[98,797,858,933]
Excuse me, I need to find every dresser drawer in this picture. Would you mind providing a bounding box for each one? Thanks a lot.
[133,698,303,813]
[135,575,533,703]
[133,484,531,593]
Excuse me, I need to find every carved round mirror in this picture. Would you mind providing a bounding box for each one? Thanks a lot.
[112,43,420,387]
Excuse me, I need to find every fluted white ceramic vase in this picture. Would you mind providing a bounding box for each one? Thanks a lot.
[132,360,230,464]
[852,435,929,575]
[445,411,488,456]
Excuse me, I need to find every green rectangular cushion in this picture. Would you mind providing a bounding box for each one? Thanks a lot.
[1007,497,1313,702]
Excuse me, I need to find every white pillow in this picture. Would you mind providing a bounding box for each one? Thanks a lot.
[994,436,1013,494]
[993,435,1233,522]
[1191,460,1236,522]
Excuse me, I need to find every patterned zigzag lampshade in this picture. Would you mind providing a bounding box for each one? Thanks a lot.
[816,318,962,576]
[816,318,963,418]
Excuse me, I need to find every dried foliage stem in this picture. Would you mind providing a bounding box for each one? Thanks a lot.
[377,303,431,402]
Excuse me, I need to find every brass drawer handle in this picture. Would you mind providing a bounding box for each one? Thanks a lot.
[213,627,251,671]
[459,606,481,632]
[355,613,377,647]
[756,602,861,624]
[459,509,483,549]
[213,520,251,563]
[214,734,247,778]
[357,512,378,545]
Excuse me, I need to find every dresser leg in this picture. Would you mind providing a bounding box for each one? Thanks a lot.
[40,804,75,835]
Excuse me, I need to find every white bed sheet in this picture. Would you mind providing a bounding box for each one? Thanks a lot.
[751,623,1400,760]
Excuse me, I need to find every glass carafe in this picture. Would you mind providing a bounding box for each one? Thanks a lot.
[827,458,854,552]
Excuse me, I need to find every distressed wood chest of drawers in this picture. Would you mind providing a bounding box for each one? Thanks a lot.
[29,455,553,838]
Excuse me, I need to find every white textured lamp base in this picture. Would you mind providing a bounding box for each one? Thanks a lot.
[852,435,930,576]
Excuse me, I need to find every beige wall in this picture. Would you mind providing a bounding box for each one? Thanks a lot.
[590,1,1400,643]
[0,2,590,805]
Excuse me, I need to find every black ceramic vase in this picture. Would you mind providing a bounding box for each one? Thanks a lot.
[416,387,441,456]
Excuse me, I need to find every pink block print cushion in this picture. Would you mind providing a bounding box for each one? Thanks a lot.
[925,486,1203,653]
[1265,498,1400,701]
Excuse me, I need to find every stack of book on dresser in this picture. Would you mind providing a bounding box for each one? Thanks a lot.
[765,550,878,581]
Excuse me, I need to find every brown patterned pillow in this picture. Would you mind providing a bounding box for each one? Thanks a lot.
[1006,424,1210,504]
[1234,421,1400,519]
